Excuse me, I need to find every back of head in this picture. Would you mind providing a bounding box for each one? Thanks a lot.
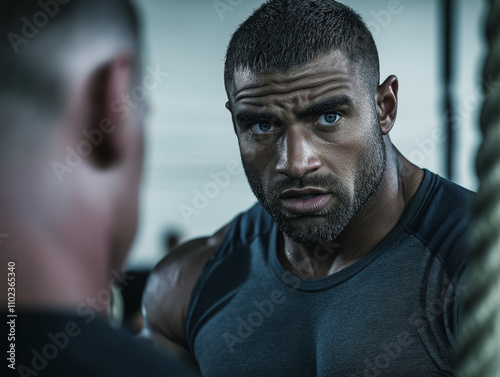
[0,0,140,156]
[224,0,380,98]
[0,0,144,308]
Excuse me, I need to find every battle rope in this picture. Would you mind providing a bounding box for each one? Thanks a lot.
[456,0,500,375]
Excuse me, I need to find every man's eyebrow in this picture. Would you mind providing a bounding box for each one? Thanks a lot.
[300,95,354,117]
[234,111,275,124]
[233,95,354,123]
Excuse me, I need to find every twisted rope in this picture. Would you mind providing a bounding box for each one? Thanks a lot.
[456,0,500,375]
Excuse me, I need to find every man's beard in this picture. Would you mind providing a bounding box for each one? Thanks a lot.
[242,127,387,246]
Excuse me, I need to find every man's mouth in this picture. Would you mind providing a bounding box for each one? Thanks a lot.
[279,188,332,214]
[279,187,328,198]
[294,194,321,200]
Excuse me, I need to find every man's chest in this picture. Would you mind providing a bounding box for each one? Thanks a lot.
[191,277,453,377]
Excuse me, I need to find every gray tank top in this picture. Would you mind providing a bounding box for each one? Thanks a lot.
[186,170,473,376]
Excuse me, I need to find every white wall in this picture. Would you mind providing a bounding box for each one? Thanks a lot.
[127,0,486,268]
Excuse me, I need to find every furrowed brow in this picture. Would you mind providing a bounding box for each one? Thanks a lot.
[234,111,275,124]
[300,96,354,117]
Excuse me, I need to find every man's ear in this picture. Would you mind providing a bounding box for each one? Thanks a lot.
[376,75,399,135]
[84,53,135,168]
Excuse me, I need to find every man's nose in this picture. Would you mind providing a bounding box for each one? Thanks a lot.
[275,126,321,179]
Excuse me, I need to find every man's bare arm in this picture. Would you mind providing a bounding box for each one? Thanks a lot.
[138,225,230,365]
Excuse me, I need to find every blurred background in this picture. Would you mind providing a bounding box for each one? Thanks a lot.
[126,0,487,269]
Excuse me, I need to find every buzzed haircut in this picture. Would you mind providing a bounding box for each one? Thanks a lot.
[0,0,139,126]
[224,0,380,97]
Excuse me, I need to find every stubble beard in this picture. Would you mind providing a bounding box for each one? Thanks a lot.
[242,127,387,246]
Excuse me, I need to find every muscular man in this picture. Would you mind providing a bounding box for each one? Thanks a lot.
[0,1,196,376]
[141,1,473,375]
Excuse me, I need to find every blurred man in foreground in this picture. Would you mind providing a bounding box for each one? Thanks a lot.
[0,1,197,376]
[140,1,473,376]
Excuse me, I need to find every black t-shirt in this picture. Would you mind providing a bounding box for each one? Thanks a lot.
[5,310,198,377]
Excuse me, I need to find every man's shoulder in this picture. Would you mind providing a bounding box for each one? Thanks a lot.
[410,170,474,230]
[141,223,231,335]
[141,203,272,346]
[433,171,475,202]
[215,202,274,253]
[406,170,474,277]
[143,202,270,309]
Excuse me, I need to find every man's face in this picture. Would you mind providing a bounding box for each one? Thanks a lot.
[229,51,387,246]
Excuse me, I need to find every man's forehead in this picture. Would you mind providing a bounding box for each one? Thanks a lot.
[230,50,360,100]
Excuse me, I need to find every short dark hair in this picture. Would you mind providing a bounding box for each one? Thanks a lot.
[224,0,380,97]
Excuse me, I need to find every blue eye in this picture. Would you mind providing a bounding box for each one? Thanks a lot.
[250,123,275,134]
[317,113,340,126]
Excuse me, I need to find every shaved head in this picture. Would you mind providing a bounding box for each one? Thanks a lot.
[0,0,140,155]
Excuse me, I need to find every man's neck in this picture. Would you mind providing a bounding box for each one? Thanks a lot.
[278,146,424,280]
[0,232,114,315]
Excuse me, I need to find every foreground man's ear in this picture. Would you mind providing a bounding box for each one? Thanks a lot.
[376,75,399,135]
[73,53,135,169]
